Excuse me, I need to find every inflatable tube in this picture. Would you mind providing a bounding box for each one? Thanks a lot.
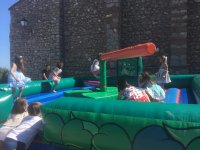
[42,97,200,150]
[0,92,13,125]
[164,88,180,103]
[100,42,156,61]
[84,80,100,87]
[179,88,188,104]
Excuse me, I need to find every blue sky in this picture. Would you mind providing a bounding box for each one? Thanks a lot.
[0,0,17,69]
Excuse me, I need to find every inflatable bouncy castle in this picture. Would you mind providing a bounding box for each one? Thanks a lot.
[1,43,200,150]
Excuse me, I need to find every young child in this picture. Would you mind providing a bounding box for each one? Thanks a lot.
[49,62,64,93]
[3,102,43,150]
[90,56,100,78]
[155,55,171,88]
[139,72,165,102]
[117,78,150,102]
[42,65,51,80]
[0,98,28,150]
[8,56,31,99]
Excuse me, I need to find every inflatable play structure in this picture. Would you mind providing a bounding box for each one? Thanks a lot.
[1,43,200,150]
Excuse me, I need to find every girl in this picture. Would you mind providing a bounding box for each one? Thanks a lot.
[49,62,64,93]
[155,55,171,88]
[3,102,43,150]
[117,78,150,102]
[0,98,28,150]
[139,72,165,102]
[8,56,31,99]
[90,59,100,78]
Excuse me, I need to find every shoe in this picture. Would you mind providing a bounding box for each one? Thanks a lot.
[52,90,57,93]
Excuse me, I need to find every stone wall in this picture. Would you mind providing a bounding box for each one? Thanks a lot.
[62,0,121,77]
[188,0,200,73]
[10,0,62,80]
[10,0,200,79]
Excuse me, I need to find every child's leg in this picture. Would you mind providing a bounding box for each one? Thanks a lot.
[52,79,59,92]
[11,88,16,99]
[3,138,17,150]
[18,87,24,98]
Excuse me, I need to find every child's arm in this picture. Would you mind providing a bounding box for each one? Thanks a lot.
[43,73,48,80]
[162,63,168,77]
[117,91,123,100]
[10,63,20,82]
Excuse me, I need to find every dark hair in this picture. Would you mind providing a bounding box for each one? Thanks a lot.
[116,77,129,91]
[11,98,27,114]
[139,72,154,88]
[139,72,151,83]
[57,61,64,69]
[159,55,167,63]
[15,56,24,72]
[28,102,41,116]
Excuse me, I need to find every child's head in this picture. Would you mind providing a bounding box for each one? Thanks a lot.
[15,56,24,72]
[28,102,41,116]
[57,61,64,69]
[116,77,129,91]
[159,55,168,64]
[11,98,28,114]
[139,72,151,83]
[46,65,51,71]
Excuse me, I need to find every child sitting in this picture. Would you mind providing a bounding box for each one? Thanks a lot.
[0,98,28,150]
[3,102,43,150]
[139,72,165,102]
[117,77,150,102]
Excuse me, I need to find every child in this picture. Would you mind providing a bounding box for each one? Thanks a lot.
[49,62,64,93]
[42,65,51,80]
[139,72,165,102]
[155,55,171,88]
[3,102,43,150]
[90,56,100,78]
[8,56,31,99]
[117,77,150,102]
[0,98,28,150]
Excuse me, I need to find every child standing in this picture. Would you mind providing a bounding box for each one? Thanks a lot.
[49,62,64,93]
[117,78,150,102]
[139,72,165,102]
[155,55,171,88]
[0,98,28,150]
[90,59,100,78]
[3,102,43,150]
[8,56,31,99]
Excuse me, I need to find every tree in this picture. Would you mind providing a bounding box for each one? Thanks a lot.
[0,67,8,84]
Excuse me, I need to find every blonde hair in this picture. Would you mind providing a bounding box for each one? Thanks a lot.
[28,102,41,116]
[11,98,27,114]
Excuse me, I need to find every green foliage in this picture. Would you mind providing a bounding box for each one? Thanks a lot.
[0,67,8,84]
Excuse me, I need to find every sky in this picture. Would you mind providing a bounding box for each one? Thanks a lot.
[0,0,18,69]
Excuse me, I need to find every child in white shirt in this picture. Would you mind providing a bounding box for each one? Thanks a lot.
[3,102,43,150]
[0,98,28,150]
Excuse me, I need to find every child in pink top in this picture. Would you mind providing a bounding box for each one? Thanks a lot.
[49,62,64,93]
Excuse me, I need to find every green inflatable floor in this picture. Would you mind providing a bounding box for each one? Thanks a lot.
[64,87,118,100]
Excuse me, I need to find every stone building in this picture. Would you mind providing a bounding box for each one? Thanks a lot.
[9,0,200,80]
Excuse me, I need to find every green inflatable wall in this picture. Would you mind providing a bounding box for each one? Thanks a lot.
[42,97,200,150]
